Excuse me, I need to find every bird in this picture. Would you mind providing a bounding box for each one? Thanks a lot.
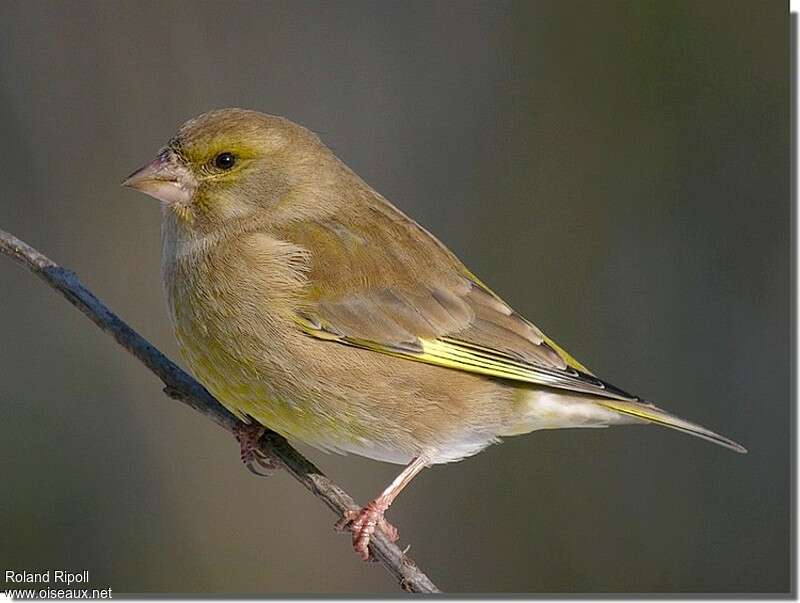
[122,108,746,560]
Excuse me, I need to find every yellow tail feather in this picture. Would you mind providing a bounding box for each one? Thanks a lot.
[596,399,747,454]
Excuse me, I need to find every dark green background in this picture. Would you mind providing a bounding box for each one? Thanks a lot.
[0,0,789,594]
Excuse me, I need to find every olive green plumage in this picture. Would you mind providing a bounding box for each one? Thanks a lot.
[124,108,746,465]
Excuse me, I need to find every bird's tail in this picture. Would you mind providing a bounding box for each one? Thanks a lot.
[595,399,747,454]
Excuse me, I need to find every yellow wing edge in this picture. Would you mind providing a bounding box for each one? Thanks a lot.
[295,313,624,399]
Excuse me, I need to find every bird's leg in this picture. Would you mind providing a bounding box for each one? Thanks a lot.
[336,455,428,561]
[233,422,280,477]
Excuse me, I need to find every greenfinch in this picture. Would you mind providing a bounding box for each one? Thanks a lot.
[123,108,745,560]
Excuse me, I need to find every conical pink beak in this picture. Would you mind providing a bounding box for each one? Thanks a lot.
[122,153,196,205]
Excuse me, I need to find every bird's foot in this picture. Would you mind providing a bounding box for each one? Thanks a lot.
[233,423,279,477]
[335,497,399,561]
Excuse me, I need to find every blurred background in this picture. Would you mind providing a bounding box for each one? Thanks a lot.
[0,0,789,595]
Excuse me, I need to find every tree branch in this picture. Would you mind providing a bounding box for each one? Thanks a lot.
[0,227,441,594]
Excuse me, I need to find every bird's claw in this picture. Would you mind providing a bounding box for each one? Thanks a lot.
[233,423,279,477]
[245,452,280,477]
[335,499,399,561]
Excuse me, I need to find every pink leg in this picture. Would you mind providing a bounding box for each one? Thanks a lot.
[336,455,428,561]
[233,422,280,477]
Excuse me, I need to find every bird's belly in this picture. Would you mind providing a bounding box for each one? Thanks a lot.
[172,318,503,464]
[166,269,511,464]
[331,433,496,465]
[171,319,338,448]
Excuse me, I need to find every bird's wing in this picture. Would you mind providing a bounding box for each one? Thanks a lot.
[278,203,637,402]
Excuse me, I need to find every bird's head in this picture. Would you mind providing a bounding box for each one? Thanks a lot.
[123,108,332,231]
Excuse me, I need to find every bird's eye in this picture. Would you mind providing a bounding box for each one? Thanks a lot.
[214,152,236,170]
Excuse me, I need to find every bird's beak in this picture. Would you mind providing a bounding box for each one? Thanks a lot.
[122,152,197,205]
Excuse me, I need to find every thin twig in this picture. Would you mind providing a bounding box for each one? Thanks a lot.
[0,227,441,594]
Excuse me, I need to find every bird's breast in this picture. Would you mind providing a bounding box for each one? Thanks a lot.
[159,218,347,445]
